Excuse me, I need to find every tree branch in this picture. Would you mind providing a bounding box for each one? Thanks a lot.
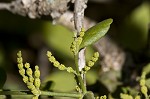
[0,3,11,10]
[74,0,88,34]
[0,0,71,19]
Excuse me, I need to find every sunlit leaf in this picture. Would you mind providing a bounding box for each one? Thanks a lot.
[80,18,113,49]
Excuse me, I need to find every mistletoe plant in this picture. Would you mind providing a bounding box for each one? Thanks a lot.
[0,17,149,99]
[15,18,113,99]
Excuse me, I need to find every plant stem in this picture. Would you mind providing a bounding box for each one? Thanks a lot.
[75,54,87,94]
[41,91,81,98]
[0,90,82,98]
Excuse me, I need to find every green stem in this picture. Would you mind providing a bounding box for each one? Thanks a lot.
[0,90,82,98]
[41,91,81,97]
[75,54,87,94]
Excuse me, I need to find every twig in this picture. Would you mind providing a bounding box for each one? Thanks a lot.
[74,0,88,94]
[74,0,88,34]
[74,0,88,72]
[0,90,82,98]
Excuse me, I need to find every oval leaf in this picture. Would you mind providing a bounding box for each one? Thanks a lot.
[80,18,113,49]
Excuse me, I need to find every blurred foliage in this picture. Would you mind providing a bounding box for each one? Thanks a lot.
[118,2,150,51]
[43,70,76,92]
[0,67,6,88]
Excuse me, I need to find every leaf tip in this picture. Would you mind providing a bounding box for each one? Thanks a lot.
[107,18,113,25]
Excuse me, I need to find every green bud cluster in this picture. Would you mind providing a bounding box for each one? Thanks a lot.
[47,51,76,74]
[82,52,99,73]
[140,72,148,98]
[17,51,41,99]
[70,28,85,55]
[119,72,149,99]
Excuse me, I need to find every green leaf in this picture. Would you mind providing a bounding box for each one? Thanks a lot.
[80,18,113,49]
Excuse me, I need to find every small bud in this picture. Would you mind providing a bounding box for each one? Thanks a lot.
[58,64,66,70]
[27,82,35,90]
[29,77,34,83]
[80,29,85,37]
[67,67,75,73]
[26,68,33,76]
[47,51,52,57]
[19,69,25,76]
[96,96,99,99]
[88,61,94,67]
[94,52,99,58]
[53,61,60,67]
[17,58,23,63]
[32,89,40,96]
[75,86,81,92]
[18,63,23,69]
[100,95,107,99]
[34,78,41,89]
[140,79,145,86]
[25,63,30,68]
[72,41,76,45]
[34,66,40,78]
[17,51,22,57]
[77,37,82,45]
[141,86,148,96]
[23,76,28,83]
[83,66,90,71]
[91,57,98,62]
[48,56,56,62]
